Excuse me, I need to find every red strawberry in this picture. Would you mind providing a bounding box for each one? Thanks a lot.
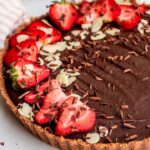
[4,48,20,66]
[49,0,78,31]
[17,40,38,62]
[76,1,102,24]
[27,20,52,31]
[10,59,50,89]
[55,96,96,136]
[24,80,51,104]
[117,5,142,30]
[99,0,121,22]
[136,5,146,15]
[35,80,67,125]
[10,32,30,47]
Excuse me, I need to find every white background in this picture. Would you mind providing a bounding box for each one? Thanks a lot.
[0,0,58,150]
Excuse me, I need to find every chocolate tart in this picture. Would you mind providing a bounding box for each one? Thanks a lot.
[1,11,150,150]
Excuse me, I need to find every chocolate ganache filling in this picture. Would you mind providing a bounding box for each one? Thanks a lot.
[4,15,150,143]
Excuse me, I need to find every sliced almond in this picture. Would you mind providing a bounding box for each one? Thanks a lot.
[81,23,92,30]
[80,30,89,40]
[56,73,69,86]
[67,45,73,50]
[64,36,72,41]
[39,50,49,56]
[115,0,132,5]
[91,17,104,33]
[66,76,76,87]
[42,19,52,26]
[56,41,67,51]
[91,31,106,41]
[71,30,81,36]
[86,133,100,144]
[146,9,150,15]
[17,34,29,43]
[69,41,81,47]
[105,28,120,36]
[99,126,109,138]
[141,19,148,25]
[47,60,62,72]
[137,22,144,34]
[38,57,45,66]
[60,69,80,77]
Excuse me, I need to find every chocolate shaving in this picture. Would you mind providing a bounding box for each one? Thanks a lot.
[121,104,129,109]
[123,123,136,129]
[89,96,101,101]
[126,134,138,141]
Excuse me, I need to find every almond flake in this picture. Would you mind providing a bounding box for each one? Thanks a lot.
[17,34,29,43]
[99,126,109,138]
[91,31,106,41]
[71,30,81,36]
[66,76,76,87]
[91,17,104,33]
[38,57,45,66]
[80,30,89,40]
[115,0,132,5]
[68,41,81,47]
[64,36,71,41]
[146,9,150,15]
[86,133,100,144]
[105,28,120,36]
[81,23,92,30]
[42,19,52,26]
[56,73,69,86]
[60,69,80,77]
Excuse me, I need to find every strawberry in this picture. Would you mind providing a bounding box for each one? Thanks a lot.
[27,20,62,45]
[10,32,30,47]
[49,0,78,31]
[24,80,51,104]
[35,80,67,125]
[10,59,50,89]
[55,96,96,136]
[117,5,143,30]
[99,0,121,22]
[76,1,102,24]
[4,48,20,66]
[17,40,38,62]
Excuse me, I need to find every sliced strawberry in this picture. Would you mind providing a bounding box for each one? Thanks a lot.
[27,20,52,31]
[35,80,67,125]
[55,96,96,136]
[99,0,121,22]
[136,5,146,15]
[49,0,78,31]
[17,40,38,62]
[4,48,20,66]
[24,80,51,104]
[76,1,102,24]
[117,5,142,30]
[10,59,50,89]
[10,32,30,47]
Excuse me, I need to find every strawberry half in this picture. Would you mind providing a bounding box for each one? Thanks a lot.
[99,0,121,22]
[49,0,78,31]
[76,1,102,24]
[35,80,67,125]
[117,5,143,30]
[24,80,51,104]
[4,48,20,66]
[10,59,50,89]
[17,40,38,62]
[55,96,96,136]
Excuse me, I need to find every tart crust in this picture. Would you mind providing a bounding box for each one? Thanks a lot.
[1,18,150,150]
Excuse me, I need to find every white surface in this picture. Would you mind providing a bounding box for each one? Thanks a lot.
[0,0,58,150]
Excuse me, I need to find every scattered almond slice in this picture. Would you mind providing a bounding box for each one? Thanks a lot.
[91,31,106,41]
[146,9,150,15]
[66,76,76,87]
[67,45,73,50]
[17,35,29,43]
[91,17,104,33]
[115,0,132,5]
[81,23,92,30]
[45,53,61,62]
[42,19,52,26]
[38,57,45,66]
[39,50,49,56]
[42,41,67,53]
[99,126,109,138]
[137,19,150,34]
[71,30,81,36]
[60,69,80,77]
[86,133,100,144]
[18,103,34,121]
[64,36,72,41]
[56,73,69,86]
[47,60,62,72]
[105,28,120,36]
[69,41,81,47]
[80,30,89,40]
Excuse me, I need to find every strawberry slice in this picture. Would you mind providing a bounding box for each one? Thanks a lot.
[24,80,51,104]
[99,0,121,22]
[10,59,50,89]
[117,5,143,30]
[35,80,67,125]
[49,0,78,31]
[17,40,38,62]
[55,96,96,136]
[10,32,30,47]
[4,48,20,66]
[76,1,102,24]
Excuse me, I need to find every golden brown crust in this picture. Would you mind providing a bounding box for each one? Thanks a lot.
[1,18,150,150]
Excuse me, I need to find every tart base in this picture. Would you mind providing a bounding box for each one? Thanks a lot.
[1,19,150,150]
